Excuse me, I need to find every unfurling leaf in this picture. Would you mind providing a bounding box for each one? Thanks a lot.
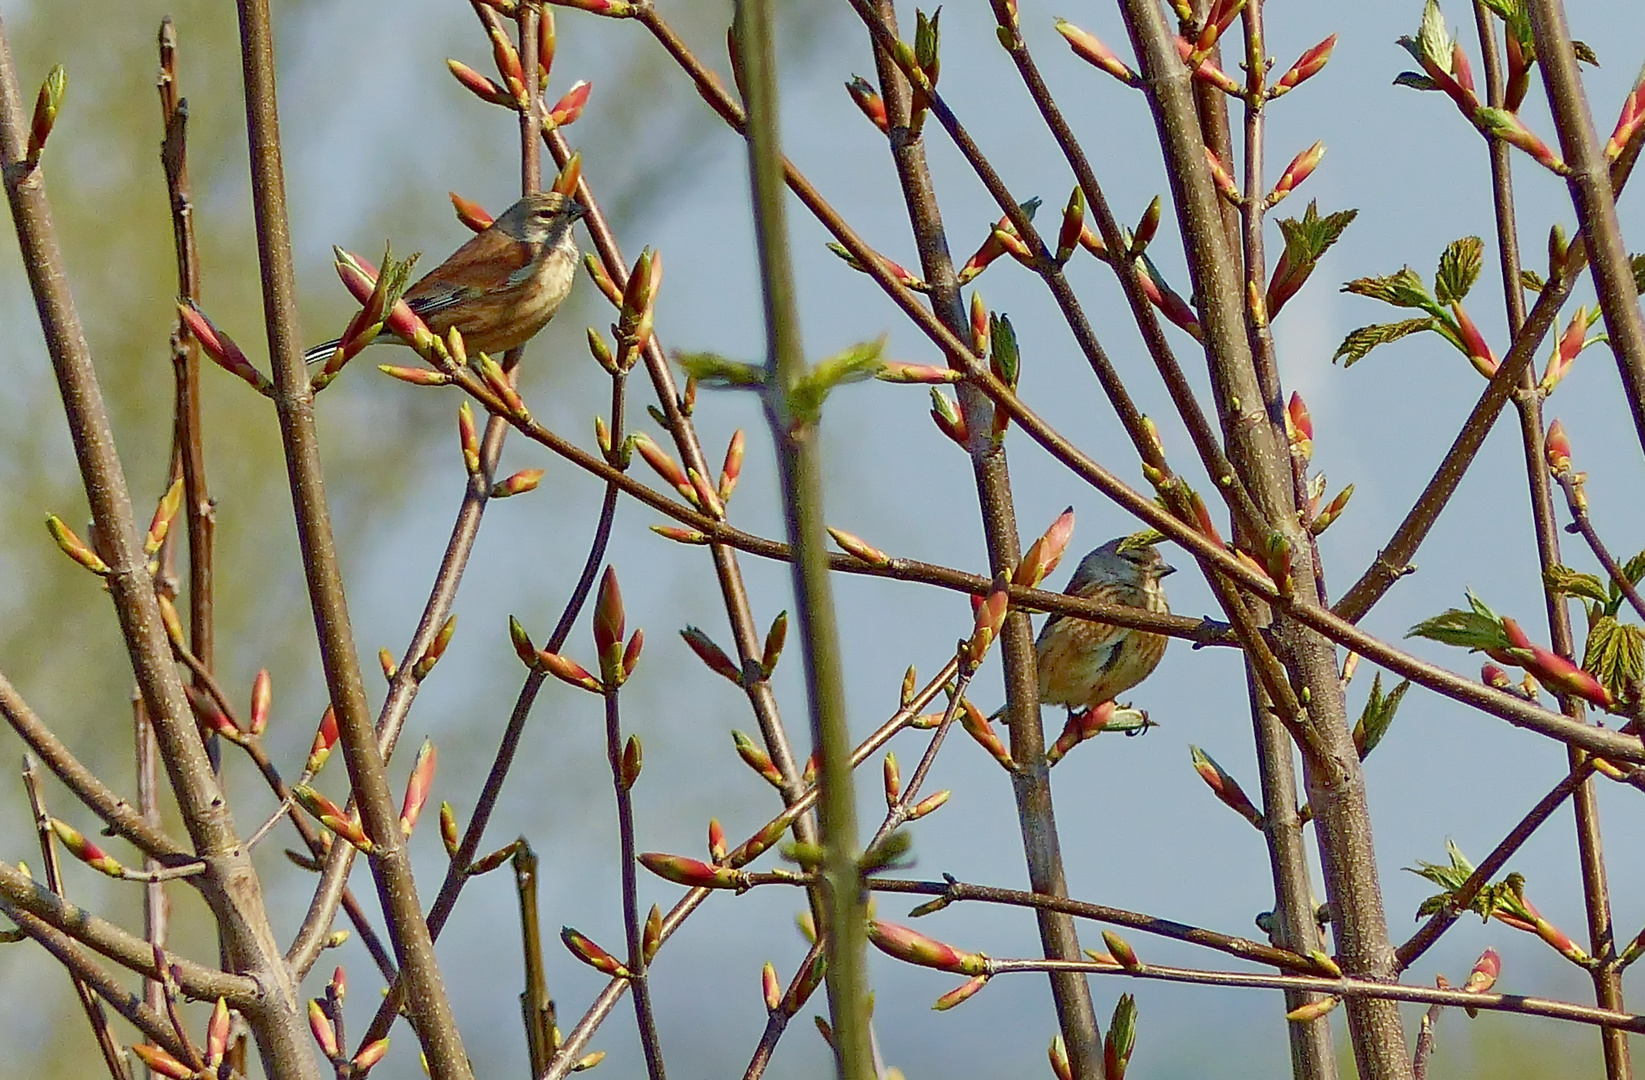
[1332,318,1437,365]
[1544,565,1610,606]
[1352,672,1410,759]
[1583,616,1645,706]
[1434,236,1483,303]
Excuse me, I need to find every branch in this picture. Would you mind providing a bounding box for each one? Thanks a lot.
[23,758,131,1080]
[867,876,1327,975]
[233,1,465,1074]
[0,672,184,860]
[1526,0,1645,458]
[0,860,258,1005]
[0,900,201,1066]
[979,955,1645,1033]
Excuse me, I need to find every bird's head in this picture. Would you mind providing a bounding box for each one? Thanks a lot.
[1067,536,1176,592]
[493,191,586,244]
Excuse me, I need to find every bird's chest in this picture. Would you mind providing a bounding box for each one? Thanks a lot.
[505,244,578,326]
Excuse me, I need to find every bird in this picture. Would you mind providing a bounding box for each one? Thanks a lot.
[1034,537,1175,713]
[305,190,585,364]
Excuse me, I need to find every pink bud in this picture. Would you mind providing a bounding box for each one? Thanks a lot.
[1054,20,1138,85]
[449,190,494,232]
[547,79,592,127]
[1273,34,1336,96]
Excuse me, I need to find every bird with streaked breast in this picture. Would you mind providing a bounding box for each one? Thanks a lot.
[305,190,585,364]
[1034,538,1175,712]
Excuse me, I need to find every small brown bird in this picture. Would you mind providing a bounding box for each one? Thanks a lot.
[1035,538,1174,712]
[305,190,585,363]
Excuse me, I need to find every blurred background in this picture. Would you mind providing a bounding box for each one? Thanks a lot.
[2,0,1644,1076]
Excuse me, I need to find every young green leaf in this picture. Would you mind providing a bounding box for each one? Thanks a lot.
[1332,318,1436,365]
[1434,236,1483,303]
[1343,266,1433,309]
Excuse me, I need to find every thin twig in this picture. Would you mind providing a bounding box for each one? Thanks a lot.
[980,955,1645,1033]
[158,15,216,740]
[515,843,557,1078]
[541,658,960,1079]
[135,693,168,1026]
[867,875,1326,974]
[1554,472,1645,623]
[604,686,667,1080]
[22,757,131,1080]
[1410,1000,1445,1080]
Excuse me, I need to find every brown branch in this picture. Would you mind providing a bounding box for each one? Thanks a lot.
[158,16,216,718]
[1555,471,1645,623]
[0,672,184,860]
[0,900,200,1066]
[867,876,1326,975]
[0,860,257,1005]
[982,955,1645,1033]
[515,843,558,1078]
[1526,0,1645,458]
[741,939,823,1080]
[233,2,465,1075]
[603,686,667,1080]
[134,693,169,1024]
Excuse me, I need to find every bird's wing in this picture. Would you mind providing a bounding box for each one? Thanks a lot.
[401,233,531,318]
[405,283,482,319]
[1035,613,1130,657]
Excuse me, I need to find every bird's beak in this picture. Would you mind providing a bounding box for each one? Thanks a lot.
[566,199,588,221]
[1158,561,1177,578]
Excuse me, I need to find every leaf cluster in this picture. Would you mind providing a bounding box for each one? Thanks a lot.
[1407,839,1533,924]
[1545,554,1645,702]
[1334,237,1482,365]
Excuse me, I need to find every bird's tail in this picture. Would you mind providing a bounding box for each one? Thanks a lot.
[302,338,343,367]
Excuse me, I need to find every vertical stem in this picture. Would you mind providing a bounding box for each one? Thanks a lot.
[1118,3,1410,1077]
[23,758,131,1080]
[1525,0,1645,457]
[135,695,168,1023]
[233,2,469,1076]
[736,0,871,1074]
[1475,9,1630,1076]
[514,843,558,1079]
[605,691,666,1080]
[1235,9,1334,1076]
[157,17,214,690]
[855,6,1105,1073]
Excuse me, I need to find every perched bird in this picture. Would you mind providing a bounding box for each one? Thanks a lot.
[305,190,585,364]
[1034,538,1175,712]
